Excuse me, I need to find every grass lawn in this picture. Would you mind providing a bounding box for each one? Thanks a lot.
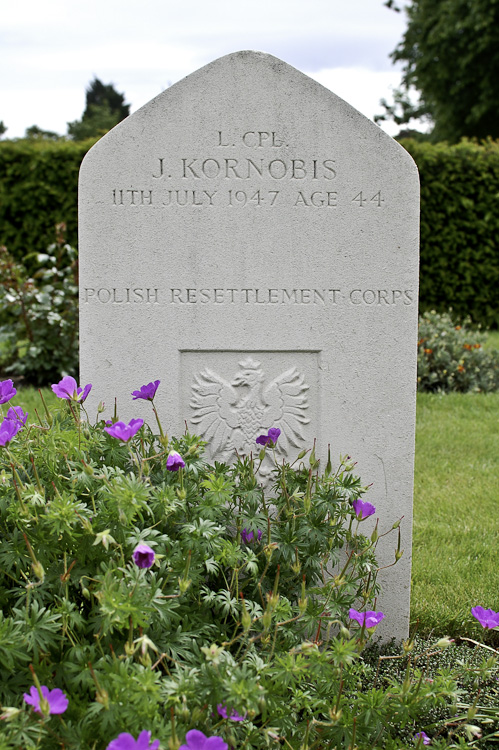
[412,392,499,640]
[9,385,499,642]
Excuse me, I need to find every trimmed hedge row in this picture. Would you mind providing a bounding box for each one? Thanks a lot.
[402,138,499,329]
[0,137,498,326]
[0,139,96,265]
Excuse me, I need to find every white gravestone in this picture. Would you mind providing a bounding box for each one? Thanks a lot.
[79,51,420,640]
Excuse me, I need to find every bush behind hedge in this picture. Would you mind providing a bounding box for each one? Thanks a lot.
[1,136,499,325]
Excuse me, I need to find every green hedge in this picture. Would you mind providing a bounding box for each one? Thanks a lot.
[1,137,498,326]
[0,139,96,265]
[402,138,499,328]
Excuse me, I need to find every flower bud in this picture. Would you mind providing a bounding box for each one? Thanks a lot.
[325,444,332,476]
[201,643,224,663]
[262,609,272,631]
[178,577,191,593]
[259,448,266,461]
[464,724,482,740]
[78,515,93,533]
[340,626,351,640]
[176,488,186,500]
[436,636,454,649]
[95,688,109,710]
[264,542,278,561]
[81,587,90,600]
[267,591,279,609]
[32,560,45,582]
[298,596,308,615]
[93,529,116,550]
[309,441,316,467]
[329,708,342,722]
[402,638,414,654]
[83,463,94,476]
[297,449,308,459]
[97,401,105,414]
[240,598,251,632]
[395,549,404,561]
[0,707,21,721]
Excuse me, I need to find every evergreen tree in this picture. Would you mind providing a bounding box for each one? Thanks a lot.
[67,77,130,140]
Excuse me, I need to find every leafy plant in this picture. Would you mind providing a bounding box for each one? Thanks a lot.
[417,310,499,393]
[0,380,496,748]
[0,223,78,385]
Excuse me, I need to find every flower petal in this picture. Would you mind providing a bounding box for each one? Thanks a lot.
[183,729,208,750]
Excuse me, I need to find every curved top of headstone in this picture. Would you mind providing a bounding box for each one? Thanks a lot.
[81,50,417,177]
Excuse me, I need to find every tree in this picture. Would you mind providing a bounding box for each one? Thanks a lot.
[380,0,499,141]
[0,121,7,138]
[67,77,130,140]
[24,125,62,140]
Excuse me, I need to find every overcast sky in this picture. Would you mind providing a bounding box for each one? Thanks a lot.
[1,0,414,139]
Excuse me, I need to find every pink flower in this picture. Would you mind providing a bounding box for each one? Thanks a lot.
[166,451,185,471]
[132,381,160,401]
[217,703,246,721]
[23,685,68,715]
[106,730,160,750]
[6,406,28,426]
[133,543,155,569]
[241,528,263,544]
[471,606,499,629]
[51,376,92,403]
[0,416,23,446]
[352,498,376,520]
[179,730,227,750]
[414,731,431,745]
[104,419,144,442]
[256,428,281,446]
[0,379,16,405]
[348,609,385,629]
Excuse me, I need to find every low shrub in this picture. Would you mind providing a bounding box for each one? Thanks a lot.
[417,310,499,393]
[0,224,78,385]
[0,378,497,748]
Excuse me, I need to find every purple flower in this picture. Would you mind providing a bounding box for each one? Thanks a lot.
[0,416,23,447]
[6,406,28,426]
[23,685,68,715]
[133,543,155,569]
[51,376,92,403]
[349,609,385,629]
[256,428,281,446]
[0,379,16,405]
[414,731,431,745]
[179,730,228,750]
[132,381,161,401]
[471,606,499,629]
[352,498,376,520]
[217,704,246,721]
[104,419,144,442]
[166,450,185,471]
[241,528,263,544]
[106,730,160,750]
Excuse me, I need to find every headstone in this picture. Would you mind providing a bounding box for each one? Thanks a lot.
[79,51,419,640]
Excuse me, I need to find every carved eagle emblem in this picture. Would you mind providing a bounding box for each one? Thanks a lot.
[190,357,310,461]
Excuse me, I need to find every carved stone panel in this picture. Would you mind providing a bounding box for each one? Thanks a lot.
[181,350,318,465]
